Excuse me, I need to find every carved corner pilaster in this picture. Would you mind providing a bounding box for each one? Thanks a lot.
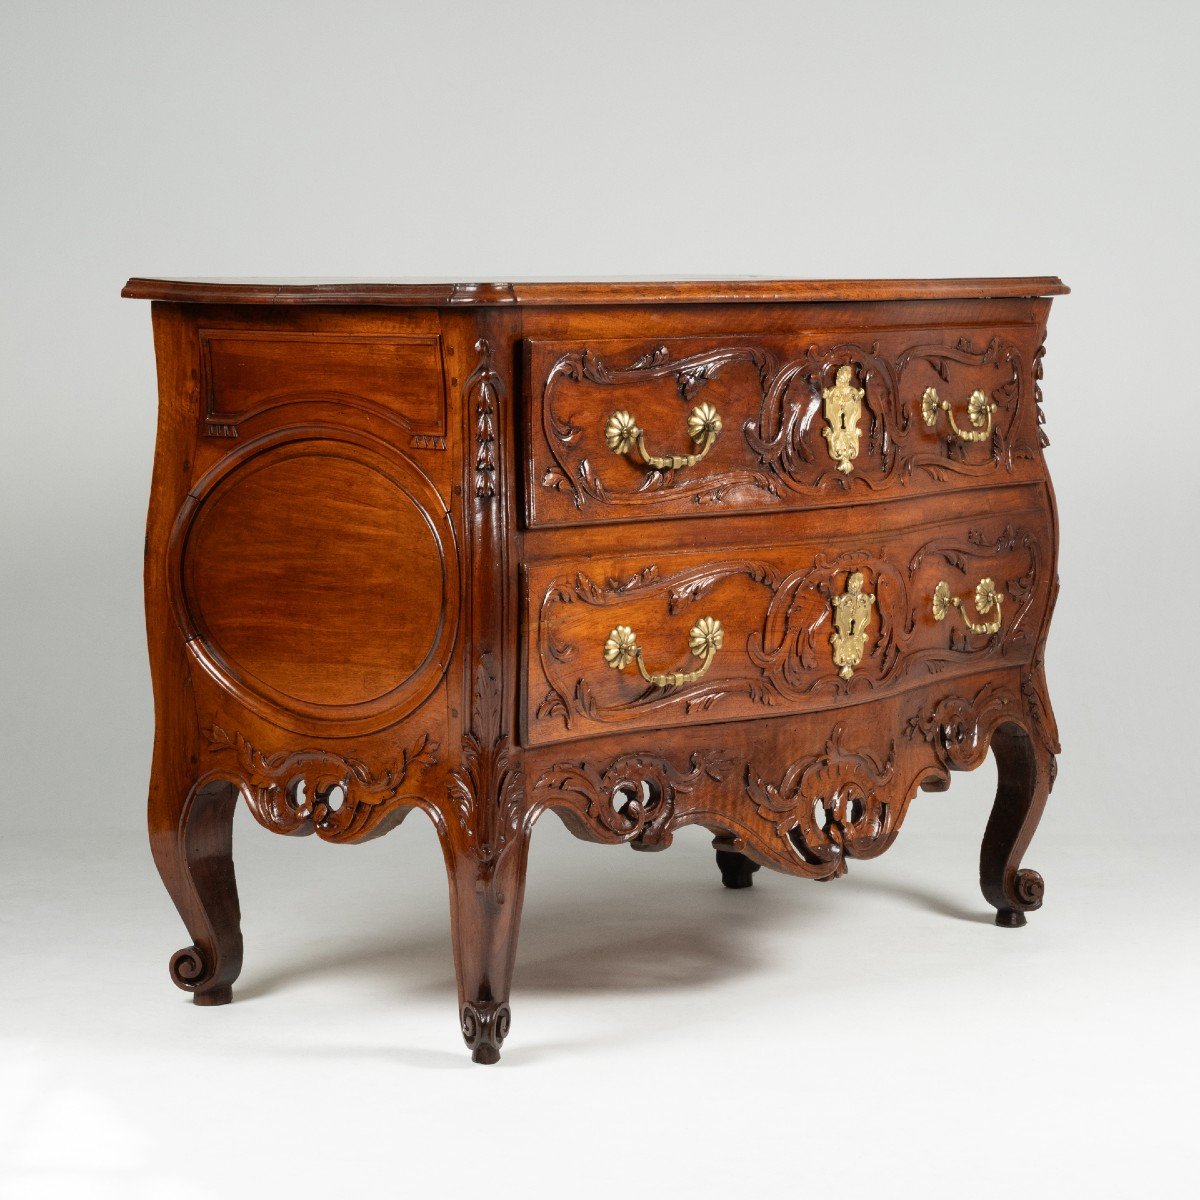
[448,655,529,889]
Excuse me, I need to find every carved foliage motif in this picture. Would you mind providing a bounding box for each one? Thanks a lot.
[533,516,1043,734]
[743,342,897,492]
[1033,341,1050,448]
[908,523,1040,664]
[466,338,503,498]
[205,725,437,842]
[449,656,526,882]
[535,549,917,731]
[903,681,1018,775]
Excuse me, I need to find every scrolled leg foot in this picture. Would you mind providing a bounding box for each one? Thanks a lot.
[716,848,761,889]
[442,823,531,1065]
[151,777,244,1005]
[981,724,1054,927]
[462,998,512,1065]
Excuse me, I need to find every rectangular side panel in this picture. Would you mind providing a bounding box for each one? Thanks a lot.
[199,329,447,440]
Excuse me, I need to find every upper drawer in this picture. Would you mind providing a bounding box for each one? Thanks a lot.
[524,324,1046,527]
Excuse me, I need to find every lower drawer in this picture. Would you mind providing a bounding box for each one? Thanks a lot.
[521,500,1053,746]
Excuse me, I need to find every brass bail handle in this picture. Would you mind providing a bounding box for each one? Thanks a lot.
[605,402,723,471]
[603,617,724,687]
[921,386,997,443]
[932,577,1003,635]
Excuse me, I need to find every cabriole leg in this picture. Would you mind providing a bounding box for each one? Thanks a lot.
[440,826,531,1064]
[149,774,244,1004]
[981,722,1055,928]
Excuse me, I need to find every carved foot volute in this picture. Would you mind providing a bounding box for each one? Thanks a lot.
[462,998,512,1065]
[716,849,761,889]
[169,944,233,1005]
[994,868,1045,928]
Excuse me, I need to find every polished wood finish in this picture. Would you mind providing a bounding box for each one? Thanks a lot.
[128,277,1066,1063]
[122,276,1068,306]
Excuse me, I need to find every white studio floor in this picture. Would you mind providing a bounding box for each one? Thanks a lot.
[1,760,1194,1200]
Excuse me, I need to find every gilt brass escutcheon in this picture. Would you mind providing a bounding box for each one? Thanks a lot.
[830,571,875,679]
[604,616,724,687]
[822,365,865,474]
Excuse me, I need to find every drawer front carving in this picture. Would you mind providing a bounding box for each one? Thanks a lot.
[523,509,1050,746]
[199,329,447,445]
[525,327,1043,527]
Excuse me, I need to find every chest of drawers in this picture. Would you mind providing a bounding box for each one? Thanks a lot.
[124,276,1067,1063]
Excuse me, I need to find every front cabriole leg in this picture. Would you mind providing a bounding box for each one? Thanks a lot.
[905,671,1059,926]
[440,827,531,1064]
[446,656,530,1064]
[981,722,1055,927]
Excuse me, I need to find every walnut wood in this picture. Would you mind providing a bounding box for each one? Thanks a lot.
[122,276,1069,306]
[128,278,1065,1063]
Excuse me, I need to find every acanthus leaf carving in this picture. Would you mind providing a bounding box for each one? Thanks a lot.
[744,342,897,491]
[449,655,526,886]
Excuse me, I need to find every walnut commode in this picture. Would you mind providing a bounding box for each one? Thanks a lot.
[124,276,1067,1063]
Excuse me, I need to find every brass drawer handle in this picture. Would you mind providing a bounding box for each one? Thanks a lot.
[604,402,723,471]
[604,617,724,687]
[932,577,1003,635]
[921,386,996,443]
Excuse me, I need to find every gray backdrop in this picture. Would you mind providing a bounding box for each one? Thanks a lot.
[2,3,1197,1198]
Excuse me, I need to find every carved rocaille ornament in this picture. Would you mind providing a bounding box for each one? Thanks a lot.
[532,672,1049,886]
[205,725,437,842]
[130,275,1065,1063]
